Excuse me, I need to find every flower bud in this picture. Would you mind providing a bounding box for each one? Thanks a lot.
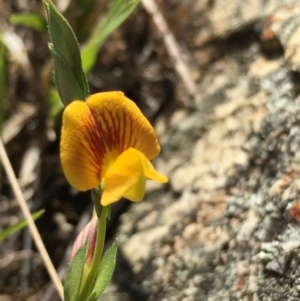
[71,217,97,267]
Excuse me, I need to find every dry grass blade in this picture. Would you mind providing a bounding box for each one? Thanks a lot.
[2,102,35,144]
[0,139,64,300]
[19,143,41,201]
[141,0,197,104]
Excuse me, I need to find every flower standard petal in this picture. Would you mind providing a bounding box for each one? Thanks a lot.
[86,91,161,162]
[60,101,104,191]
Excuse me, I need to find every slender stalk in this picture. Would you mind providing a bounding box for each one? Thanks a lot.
[0,139,64,300]
[77,205,107,300]
[91,188,103,218]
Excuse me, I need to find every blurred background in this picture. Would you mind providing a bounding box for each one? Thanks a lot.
[3,1,300,301]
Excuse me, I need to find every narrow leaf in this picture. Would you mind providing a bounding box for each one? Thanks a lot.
[0,209,45,243]
[9,13,46,32]
[86,241,118,301]
[43,0,89,104]
[64,241,88,301]
[81,0,140,72]
[50,46,86,105]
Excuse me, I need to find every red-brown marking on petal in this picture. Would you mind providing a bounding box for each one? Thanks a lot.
[86,92,161,162]
[82,113,104,179]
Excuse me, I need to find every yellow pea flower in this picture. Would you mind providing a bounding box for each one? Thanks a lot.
[60,91,168,206]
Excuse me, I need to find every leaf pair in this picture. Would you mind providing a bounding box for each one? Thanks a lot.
[64,241,118,301]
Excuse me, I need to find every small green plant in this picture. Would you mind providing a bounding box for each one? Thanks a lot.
[43,1,168,300]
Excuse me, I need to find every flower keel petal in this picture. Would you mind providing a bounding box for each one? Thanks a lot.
[101,148,168,206]
[138,151,168,183]
[101,148,145,206]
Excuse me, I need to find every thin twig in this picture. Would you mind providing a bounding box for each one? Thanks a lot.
[0,139,64,300]
[141,0,197,102]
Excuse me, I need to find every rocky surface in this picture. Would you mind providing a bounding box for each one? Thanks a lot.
[103,1,300,300]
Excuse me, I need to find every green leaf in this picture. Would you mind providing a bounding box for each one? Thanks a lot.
[81,0,140,73]
[86,241,118,301]
[43,0,89,105]
[9,13,46,32]
[50,46,86,105]
[0,209,45,243]
[64,241,88,301]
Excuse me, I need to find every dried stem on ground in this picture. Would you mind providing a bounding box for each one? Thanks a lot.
[141,0,197,105]
[0,139,64,300]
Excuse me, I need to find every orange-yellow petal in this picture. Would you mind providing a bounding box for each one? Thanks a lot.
[138,150,168,184]
[86,91,160,162]
[60,101,104,191]
[101,148,167,206]
[123,150,168,199]
[60,91,164,193]
[101,148,145,206]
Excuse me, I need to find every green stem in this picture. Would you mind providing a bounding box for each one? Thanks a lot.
[77,205,108,301]
[91,188,103,218]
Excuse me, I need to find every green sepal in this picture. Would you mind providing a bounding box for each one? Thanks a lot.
[86,241,118,301]
[64,241,88,301]
[43,0,89,105]
[81,0,140,72]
